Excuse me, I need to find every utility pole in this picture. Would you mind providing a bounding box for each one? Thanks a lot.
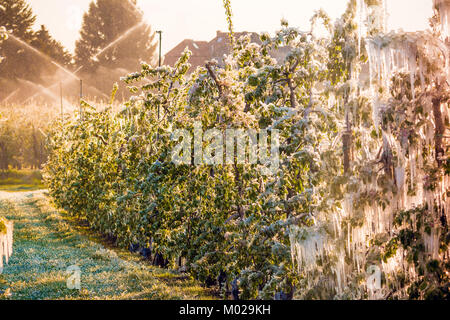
[156,30,162,68]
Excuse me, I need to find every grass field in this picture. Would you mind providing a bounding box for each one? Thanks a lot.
[0,170,45,191]
[0,190,216,300]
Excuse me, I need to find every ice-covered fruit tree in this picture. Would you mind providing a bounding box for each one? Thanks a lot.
[44,0,449,299]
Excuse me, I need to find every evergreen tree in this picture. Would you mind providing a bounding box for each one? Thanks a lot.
[75,0,157,73]
[0,0,35,40]
[0,0,38,83]
[31,25,72,67]
[0,26,7,63]
[0,0,72,99]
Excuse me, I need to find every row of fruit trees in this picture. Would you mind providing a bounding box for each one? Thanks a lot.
[41,0,450,299]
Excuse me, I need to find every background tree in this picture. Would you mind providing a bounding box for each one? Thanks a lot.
[74,0,157,96]
[0,0,37,84]
[0,26,7,63]
[31,25,72,67]
[0,0,35,39]
[0,0,72,100]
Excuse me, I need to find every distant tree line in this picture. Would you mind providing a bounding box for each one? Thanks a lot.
[0,0,157,102]
[0,0,158,170]
[0,112,46,170]
[0,0,71,95]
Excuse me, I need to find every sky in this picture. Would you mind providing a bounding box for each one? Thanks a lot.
[27,0,434,55]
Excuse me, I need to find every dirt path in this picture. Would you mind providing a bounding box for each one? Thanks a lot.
[0,190,214,300]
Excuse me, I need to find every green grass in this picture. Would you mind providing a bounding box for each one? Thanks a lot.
[0,170,45,191]
[0,191,216,300]
[0,184,45,192]
[0,218,6,234]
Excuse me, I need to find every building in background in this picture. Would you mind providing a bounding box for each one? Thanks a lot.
[164,31,290,71]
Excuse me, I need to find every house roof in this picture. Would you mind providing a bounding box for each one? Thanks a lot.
[164,31,289,71]
[164,39,210,68]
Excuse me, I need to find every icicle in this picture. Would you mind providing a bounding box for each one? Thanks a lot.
[347,222,351,256]
[409,46,417,100]
[333,213,339,237]
[0,241,3,271]
[384,0,388,33]
[289,13,449,298]
[409,150,416,192]
[357,0,369,58]
[366,34,421,101]
[289,225,329,275]
[418,57,425,92]
[424,227,441,259]
[372,92,381,130]
[357,0,361,57]
[434,0,450,40]
[395,167,406,191]
[0,219,13,273]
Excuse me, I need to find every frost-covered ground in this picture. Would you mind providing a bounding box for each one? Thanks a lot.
[0,191,215,300]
